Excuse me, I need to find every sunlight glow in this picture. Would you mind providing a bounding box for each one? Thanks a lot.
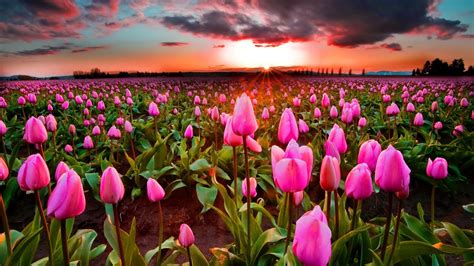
[220,40,307,69]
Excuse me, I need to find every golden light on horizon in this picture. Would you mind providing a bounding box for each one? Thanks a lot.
[219,40,307,69]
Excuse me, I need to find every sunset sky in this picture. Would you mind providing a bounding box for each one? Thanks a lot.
[1,0,473,77]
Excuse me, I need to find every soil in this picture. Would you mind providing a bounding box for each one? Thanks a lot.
[5,177,473,265]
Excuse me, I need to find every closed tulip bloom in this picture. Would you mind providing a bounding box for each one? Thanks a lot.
[341,105,353,124]
[278,108,299,144]
[375,145,411,193]
[328,124,347,154]
[47,169,86,219]
[321,93,330,108]
[55,161,69,181]
[61,101,69,110]
[100,167,125,204]
[261,107,270,120]
[231,93,258,136]
[452,125,464,136]
[45,114,57,132]
[97,101,105,111]
[210,106,220,121]
[178,223,195,248]
[314,107,321,119]
[329,106,338,118]
[413,112,424,126]
[245,136,262,153]
[434,121,443,130]
[224,116,243,146]
[107,126,121,139]
[18,154,50,191]
[309,94,317,103]
[357,139,381,171]
[406,102,415,112]
[194,95,201,105]
[64,144,73,153]
[23,117,48,144]
[293,97,301,107]
[69,124,76,135]
[124,121,133,133]
[147,178,165,202]
[426,158,448,180]
[0,120,7,136]
[184,125,193,139]
[83,135,94,149]
[292,206,331,266]
[293,191,304,206]
[460,98,468,107]
[0,157,8,181]
[298,119,309,133]
[242,177,257,198]
[324,140,340,162]
[320,155,341,191]
[148,102,160,116]
[345,163,373,200]
[386,102,400,116]
[18,96,26,106]
[358,117,367,128]
[194,106,201,117]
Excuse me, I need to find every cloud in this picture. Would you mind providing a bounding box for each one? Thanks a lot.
[160,42,189,47]
[160,0,469,47]
[380,43,402,51]
[213,44,225,48]
[85,0,120,19]
[71,45,109,53]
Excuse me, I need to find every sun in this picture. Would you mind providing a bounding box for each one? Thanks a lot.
[219,40,306,69]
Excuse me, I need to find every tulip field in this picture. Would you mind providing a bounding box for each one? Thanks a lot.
[0,76,473,266]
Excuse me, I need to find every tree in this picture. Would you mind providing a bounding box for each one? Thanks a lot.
[338,68,342,75]
[422,60,431,75]
[362,69,365,76]
[412,69,416,76]
[348,69,352,75]
[449,59,465,75]
[330,68,334,75]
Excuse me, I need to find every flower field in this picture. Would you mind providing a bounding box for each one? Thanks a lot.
[0,76,473,265]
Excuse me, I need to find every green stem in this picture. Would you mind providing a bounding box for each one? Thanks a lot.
[113,204,125,264]
[380,192,393,261]
[284,193,293,256]
[242,136,251,264]
[0,193,12,256]
[326,191,331,227]
[232,147,238,206]
[34,190,53,266]
[388,200,403,265]
[60,219,69,265]
[187,246,193,266]
[431,185,436,230]
[334,191,339,239]
[350,199,360,231]
[156,202,163,266]
[0,137,6,157]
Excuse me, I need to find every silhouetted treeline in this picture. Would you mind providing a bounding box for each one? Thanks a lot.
[412,58,473,76]
[286,68,360,76]
[73,68,254,79]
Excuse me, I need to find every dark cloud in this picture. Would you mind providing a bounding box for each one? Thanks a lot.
[213,44,225,48]
[160,0,469,47]
[160,42,189,47]
[380,43,402,51]
[71,45,109,53]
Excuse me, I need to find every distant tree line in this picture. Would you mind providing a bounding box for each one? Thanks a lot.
[72,68,254,79]
[287,68,362,76]
[412,58,473,76]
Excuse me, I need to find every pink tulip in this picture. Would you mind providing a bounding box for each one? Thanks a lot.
[309,94,317,103]
[47,169,85,219]
[358,117,367,128]
[55,161,69,181]
[92,125,101,136]
[18,154,50,191]
[278,108,299,144]
[386,102,400,116]
[298,119,309,133]
[210,106,220,121]
[406,102,415,112]
[321,93,330,108]
[345,163,373,200]
[23,117,48,144]
[313,107,321,119]
[0,120,7,136]
[45,114,57,132]
[69,124,76,135]
[178,223,195,248]
[246,136,262,153]
[18,96,26,106]
[431,101,438,112]
[452,125,464,136]
[64,145,73,153]
[341,105,353,124]
[329,106,338,118]
[324,141,340,162]
[375,145,411,193]
[100,167,124,204]
[242,177,257,198]
[61,101,69,110]
[426,158,448,180]
[0,157,8,181]
[272,140,313,192]
[148,102,160,116]
[328,124,347,154]
[97,101,105,111]
[319,155,341,191]
[83,136,94,149]
[184,125,193,139]
[107,126,121,139]
[194,106,201,117]
[194,95,201,105]
[293,191,304,206]
[460,98,468,107]
[413,112,424,126]
[231,93,258,136]
[357,139,381,171]
[261,107,270,120]
[292,206,331,266]
[147,178,165,202]
[434,121,443,130]
[125,121,133,133]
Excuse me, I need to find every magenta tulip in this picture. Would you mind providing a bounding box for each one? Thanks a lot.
[426,158,448,180]
[47,169,85,219]
[55,161,69,181]
[319,155,341,192]
[278,108,299,144]
[23,117,48,144]
[375,145,410,193]
[18,154,50,191]
[345,163,373,200]
[231,93,258,136]
[147,178,165,202]
[184,125,193,139]
[0,157,8,181]
[178,223,195,248]
[413,112,424,126]
[357,139,381,171]
[100,167,125,204]
[328,124,347,154]
[242,177,257,198]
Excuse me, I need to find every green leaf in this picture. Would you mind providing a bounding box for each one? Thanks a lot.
[164,179,186,200]
[250,228,285,265]
[442,222,474,262]
[196,184,218,213]
[388,240,473,264]
[189,244,209,266]
[330,225,371,264]
[5,228,42,266]
[190,158,211,171]
[462,203,474,213]
[85,173,101,202]
[0,230,23,265]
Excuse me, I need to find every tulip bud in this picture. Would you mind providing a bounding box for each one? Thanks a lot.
[293,191,304,206]
[357,139,381,171]
[278,108,299,144]
[23,117,48,144]
[55,161,69,181]
[148,102,160,117]
[426,158,448,180]
[0,157,9,181]
[124,121,133,133]
[64,144,73,153]
[413,112,424,126]
[345,163,373,200]
[231,93,258,136]
[83,136,94,149]
[18,154,50,191]
[147,178,165,202]
[0,120,7,136]
[178,223,195,247]
[47,169,86,219]
[100,167,125,204]
[328,124,347,154]
[320,155,341,191]
[375,145,410,193]
[242,177,257,198]
[184,125,193,139]
[298,119,309,133]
